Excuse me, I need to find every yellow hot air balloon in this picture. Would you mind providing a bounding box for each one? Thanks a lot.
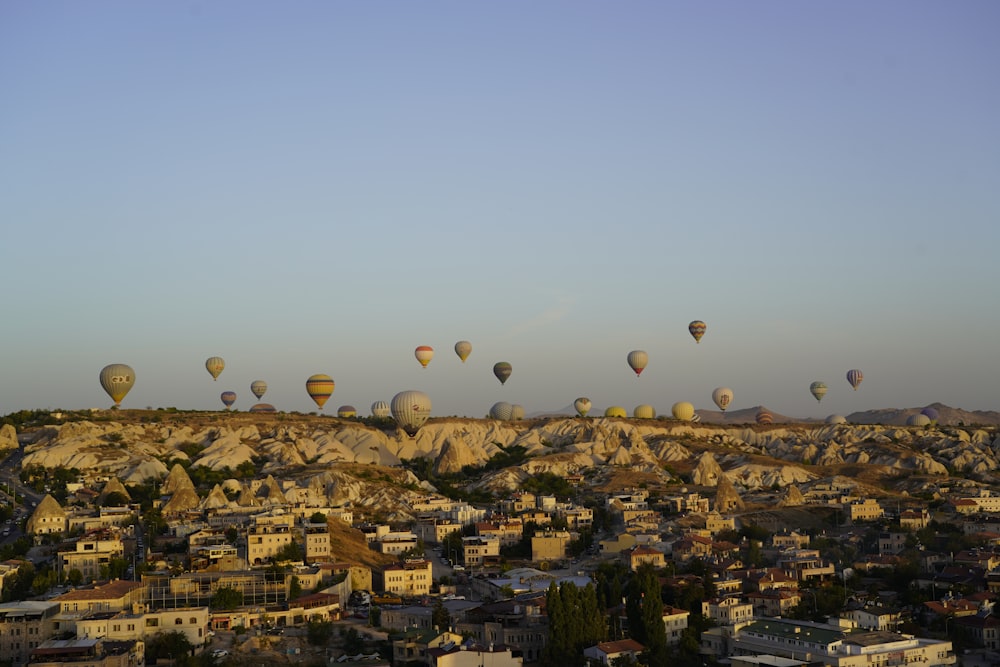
[688,320,707,343]
[633,404,655,419]
[100,364,135,407]
[671,401,695,421]
[306,374,335,410]
[604,406,627,418]
[415,345,434,368]
[205,356,225,381]
[454,341,472,363]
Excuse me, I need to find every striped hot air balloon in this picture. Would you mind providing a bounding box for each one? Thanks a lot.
[756,409,773,425]
[809,381,828,402]
[251,380,268,399]
[220,391,237,410]
[671,401,695,421]
[493,362,512,386]
[688,320,707,343]
[306,374,335,410]
[391,390,432,436]
[337,405,357,418]
[633,404,655,419]
[846,369,863,390]
[371,400,390,418]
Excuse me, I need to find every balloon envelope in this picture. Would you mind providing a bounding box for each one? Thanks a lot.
[604,406,627,418]
[846,369,863,390]
[920,407,940,422]
[490,401,514,421]
[626,350,648,377]
[633,404,655,419]
[756,410,773,425]
[99,364,135,407]
[493,362,513,385]
[205,357,225,381]
[454,341,472,363]
[671,401,695,421]
[907,413,931,427]
[306,374,335,410]
[809,381,828,402]
[371,401,390,419]
[712,387,734,412]
[391,390,432,436]
[220,391,237,409]
[337,405,357,418]
[249,403,276,413]
[688,320,707,343]
[415,346,434,368]
[510,404,525,421]
[574,397,592,417]
[250,380,268,400]
[826,414,847,424]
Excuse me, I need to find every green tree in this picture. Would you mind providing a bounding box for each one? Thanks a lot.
[67,569,84,586]
[626,563,668,666]
[210,587,243,610]
[288,576,303,601]
[307,619,334,645]
[431,599,450,629]
[145,631,194,664]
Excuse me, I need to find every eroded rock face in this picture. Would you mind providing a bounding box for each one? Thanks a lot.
[15,416,998,504]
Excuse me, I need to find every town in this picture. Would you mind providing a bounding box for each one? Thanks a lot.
[2,411,1000,667]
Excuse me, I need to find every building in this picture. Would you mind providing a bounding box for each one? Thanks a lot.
[662,605,690,647]
[57,531,125,582]
[26,495,67,538]
[530,531,570,562]
[53,581,145,615]
[703,597,754,626]
[246,519,293,565]
[848,499,885,523]
[628,546,666,571]
[393,629,463,665]
[0,600,60,667]
[303,521,332,564]
[583,639,644,665]
[900,508,931,530]
[772,531,811,550]
[463,536,501,567]
[28,638,143,667]
[429,642,522,667]
[714,618,956,667]
[76,607,210,646]
[377,532,419,557]
[381,560,433,597]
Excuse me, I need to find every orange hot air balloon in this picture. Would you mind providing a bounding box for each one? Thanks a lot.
[306,374,335,409]
[415,346,434,368]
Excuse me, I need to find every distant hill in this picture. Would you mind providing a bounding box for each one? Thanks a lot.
[532,402,1000,425]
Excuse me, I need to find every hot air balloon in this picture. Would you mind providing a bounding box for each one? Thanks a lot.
[493,362,512,386]
[809,381,828,402]
[99,364,135,407]
[846,369,863,390]
[455,341,472,363]
[510,404,525,421]
[249,403,277,413]
[906,413,931,427]
[627,350,648,377]
[756,409,773,425]
[306,374,335,410]
[391,390,431,436]
[205,357,225,381]
[604,406,627,418]
[490,401,514,421]
[826,414,847,424]
[415,346,434,368]
[921,407,940,423]
[712,387,734,412]
[633,404,655,419]
[220,391,237,410]
[689,320,707,343]
[250,380,268,400]
[671,401,695,421]
[574,397,592,417]
[337,405,357,419]
[371,400,390,419]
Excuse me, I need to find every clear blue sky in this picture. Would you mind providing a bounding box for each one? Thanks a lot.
[2,1,998,419]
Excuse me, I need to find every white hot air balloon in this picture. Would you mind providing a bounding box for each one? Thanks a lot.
[574,397,592,417]
[371,401,390,419]
[391,390,432,436]
[490,401,514,421]
[712,387,734,412]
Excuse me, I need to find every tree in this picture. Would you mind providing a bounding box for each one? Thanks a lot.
[543,581,606,667]
[145,631,194,664]
[626,563,668,666]
[288,575,303,601]
[431,599,450,630]
[67,569,84,586]
[210,587,243,610]
[307,619,333,645]
[310,511,328,524]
